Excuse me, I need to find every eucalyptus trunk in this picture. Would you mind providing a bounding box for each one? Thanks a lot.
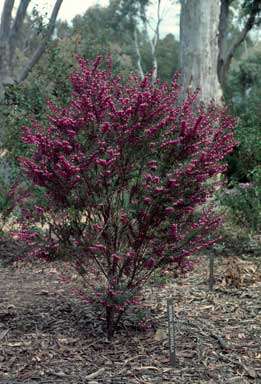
[180,0,222,104]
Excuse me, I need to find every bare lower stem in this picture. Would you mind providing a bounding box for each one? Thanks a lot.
[209,253,214,291]
[106,307,114,340]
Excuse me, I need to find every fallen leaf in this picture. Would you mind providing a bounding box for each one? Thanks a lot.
[134,366,161,371]
[0,329,9,340]
[85,368,105,380]
[8,342,23,347]
[244,366,256,379]
[238,333,245,339]
[48,369,68,378]
[36,290,49,296]
[154,328,167,341]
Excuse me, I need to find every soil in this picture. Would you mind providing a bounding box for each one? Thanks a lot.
[0,237,260,384]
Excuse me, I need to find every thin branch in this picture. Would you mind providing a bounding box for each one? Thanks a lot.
[9,0,31,75]
[10,0,31,38]
[217,0,230,84]
[218,0,230,59]
[16,0,63,83]
[134,27,145,80]
[150,0,161,80]
[229,0,260,53]
[9,0,31,60]
[0,0,15,40]
[142,0,161,81]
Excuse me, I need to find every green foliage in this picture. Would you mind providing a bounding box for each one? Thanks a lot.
[0,177,15,234]
[222,47,261,234]
[70,3,179,82]
[138,33,179,82]
[225,49,261,182]
[109,0,150,31]
[221,168,261,232]
[1,44,73,164]
[70,6,115,59]
[157,34,180,82]
[240,0,261,26]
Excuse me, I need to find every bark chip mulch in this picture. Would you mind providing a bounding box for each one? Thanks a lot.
[0,253,260,383]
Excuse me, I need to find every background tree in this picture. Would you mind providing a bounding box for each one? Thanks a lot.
[179,0,222,103]
[218,0,261,87]
[140,33,179,82]
[0,0,63,100]
[111,0,168,80]
[179,0,261,100]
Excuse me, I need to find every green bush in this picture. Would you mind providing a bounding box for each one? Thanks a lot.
[1,44,73,165]
[225,50,261,182]
[221,167,261,232]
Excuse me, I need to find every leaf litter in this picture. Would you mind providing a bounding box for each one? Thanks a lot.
[0,241,260,384]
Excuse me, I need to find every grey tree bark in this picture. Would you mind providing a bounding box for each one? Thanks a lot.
[179,0,222,104]
[180,0,261,101]
[134,27,145,79]
[0,0,63,100]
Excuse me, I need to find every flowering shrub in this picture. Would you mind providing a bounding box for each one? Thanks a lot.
[16,56,236,338]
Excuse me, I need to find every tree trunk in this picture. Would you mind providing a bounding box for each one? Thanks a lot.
[106,307,115,340]
[0,0,15,100]
[180,0,222,104]
[0,40,13,100]
[217,0,230,88]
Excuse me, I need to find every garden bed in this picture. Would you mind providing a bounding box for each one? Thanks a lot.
[0,245,260,383]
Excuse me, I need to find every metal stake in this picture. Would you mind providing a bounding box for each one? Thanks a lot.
[167,298,176,367]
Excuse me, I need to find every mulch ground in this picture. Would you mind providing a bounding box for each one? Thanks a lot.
[0,239,260,384]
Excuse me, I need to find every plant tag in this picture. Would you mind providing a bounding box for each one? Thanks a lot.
[167,298,176,367]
